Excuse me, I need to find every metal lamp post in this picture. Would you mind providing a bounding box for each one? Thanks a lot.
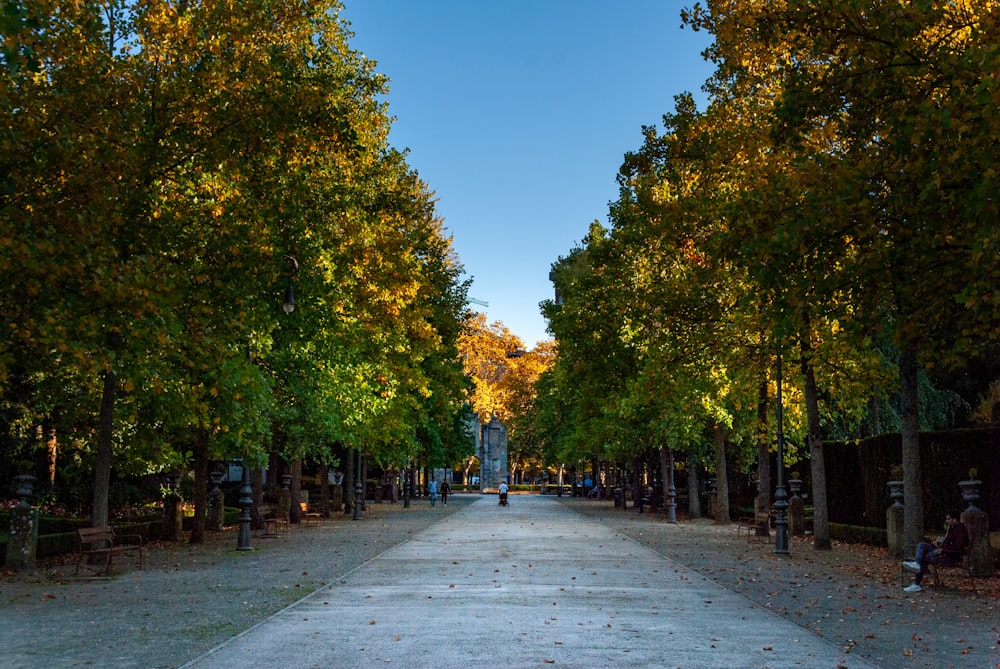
[774,342,790,556]
[403,463,411,509]
[237,463,253,551]
[667,448,677,524]
[353,449,363,521]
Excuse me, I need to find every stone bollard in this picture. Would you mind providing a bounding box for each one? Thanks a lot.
[959,478,993,577]
[162,491,183,542]
[5,475,39,570]
[788,479,805,536]
[885,480,905,558]
[278,473,292,521]
[207,470,225,532]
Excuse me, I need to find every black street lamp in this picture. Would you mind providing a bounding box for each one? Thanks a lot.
[403,464,411,509]
[237,463,253,551]
[667,448,677,524]
[352,449,363,521]
[774,342,790,556]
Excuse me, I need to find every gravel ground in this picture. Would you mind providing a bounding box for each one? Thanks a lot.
[1,496,476,669]
[566,499,999,669]
[1,494,997,669]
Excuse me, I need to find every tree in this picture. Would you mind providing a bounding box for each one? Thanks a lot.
[1,0,471,528]
[751,0,1000,552]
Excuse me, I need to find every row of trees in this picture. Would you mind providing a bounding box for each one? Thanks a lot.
[1,1,473,538]
[532,2,999,553]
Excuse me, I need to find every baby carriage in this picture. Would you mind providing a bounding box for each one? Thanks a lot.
[498,486,508,506]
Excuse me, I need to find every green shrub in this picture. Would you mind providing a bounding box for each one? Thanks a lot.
[38,531,78,558]
[224,507,241,526]
[39,516,91,534]
[829,522,887,547]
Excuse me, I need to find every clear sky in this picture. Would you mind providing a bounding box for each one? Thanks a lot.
[341,1,716,348]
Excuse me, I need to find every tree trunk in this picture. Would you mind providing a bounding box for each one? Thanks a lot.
[631,457,643,509]
[361,455,368,510]
[659,447,670,507]
[343,449,354,515]
[713,424,730,523]
[868,390,881,437]
[756,380,771,516]
[189,431,208,545]
[800,331,830,550]
[687,452,701,519]
[900,348,924,556]
[290,458,302,523]
[251,467,263,506]
[44,419,58,486]
[92,367,116,528]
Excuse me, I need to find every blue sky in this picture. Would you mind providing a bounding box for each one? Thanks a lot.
[341,1,716,348]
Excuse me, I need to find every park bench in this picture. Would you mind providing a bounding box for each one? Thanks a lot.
[636,487,659,513]
[928,550,976,590]
[75,526,144,576]
[736,510,771,542]
[901,548,976,592]
[299,501,322,525]
[254,504,288,538]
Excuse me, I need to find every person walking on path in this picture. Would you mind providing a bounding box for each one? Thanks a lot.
[428,478,438,507]
[903,511,969,592]
[440,480,450,506]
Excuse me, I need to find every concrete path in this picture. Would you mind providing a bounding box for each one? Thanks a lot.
[183,496,878,669]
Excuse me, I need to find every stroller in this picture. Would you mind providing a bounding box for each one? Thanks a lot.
[498,488,508,506]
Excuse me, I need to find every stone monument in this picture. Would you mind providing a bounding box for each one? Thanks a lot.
[477,416,508,492]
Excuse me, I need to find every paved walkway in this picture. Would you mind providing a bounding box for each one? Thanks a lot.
[182,496,879,669]
[2,495,996,668]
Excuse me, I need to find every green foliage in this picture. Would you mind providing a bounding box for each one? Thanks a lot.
[532,2,1000,525]
[829,523,888,548]
[0,0,470,514]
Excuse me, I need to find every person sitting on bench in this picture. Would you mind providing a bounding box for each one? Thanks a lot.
[903,511,968,593]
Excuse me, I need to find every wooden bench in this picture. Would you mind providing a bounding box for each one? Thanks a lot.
[299,502,322,525]
[254,504,288,538]
[736,510,771,542]
[75,526,144,576]
[928,550,976,591]
[901,549,976,591]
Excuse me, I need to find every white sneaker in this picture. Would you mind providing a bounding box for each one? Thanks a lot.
[903,583,922,593]
[902,561,920,573]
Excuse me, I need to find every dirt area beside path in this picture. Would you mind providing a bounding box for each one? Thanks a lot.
[565,498,999,669]
[0,497,474,669]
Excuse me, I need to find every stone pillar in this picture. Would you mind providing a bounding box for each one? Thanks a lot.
[788,479,804,536]
[278,473,292,521]
[886,481,905,558]
[318,485,330,518]
[959,479,993,577]
[5,475,38,570]
[478,417,509,491]
[207,470,225,532]
[162,476,183,542]
[330,484,343,514]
